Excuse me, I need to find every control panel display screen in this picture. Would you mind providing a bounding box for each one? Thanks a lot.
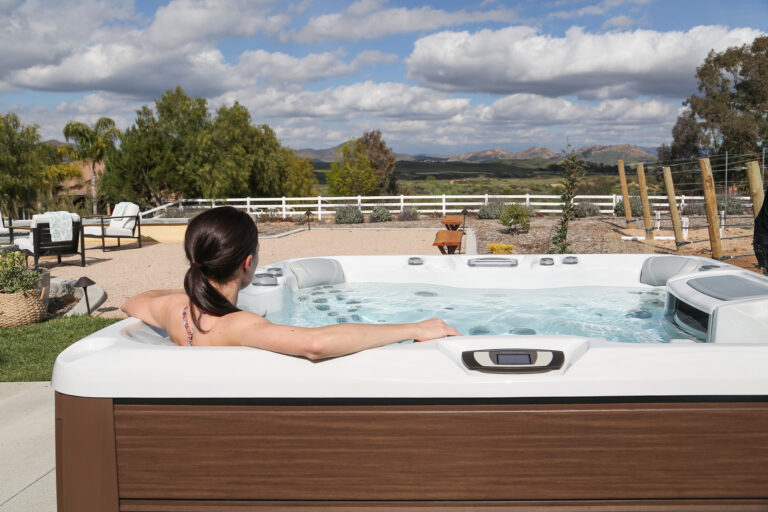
[497,353,532,365]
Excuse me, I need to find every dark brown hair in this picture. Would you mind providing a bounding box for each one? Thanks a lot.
[184,206,259,331]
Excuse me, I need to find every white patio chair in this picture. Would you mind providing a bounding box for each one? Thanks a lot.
[83,202,143,251]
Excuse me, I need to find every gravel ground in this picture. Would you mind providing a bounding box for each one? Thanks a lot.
[34,213,762,318]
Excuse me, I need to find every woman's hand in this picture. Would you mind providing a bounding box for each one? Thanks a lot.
[413,318,460,342]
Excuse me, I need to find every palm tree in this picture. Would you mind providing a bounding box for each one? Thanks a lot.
[63,118,121,213]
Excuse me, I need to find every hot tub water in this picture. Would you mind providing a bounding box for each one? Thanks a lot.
[263,282,697,343]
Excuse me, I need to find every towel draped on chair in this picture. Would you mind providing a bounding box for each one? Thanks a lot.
[46,211,74,242]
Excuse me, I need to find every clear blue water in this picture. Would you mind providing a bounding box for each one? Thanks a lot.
[263,283,697,344]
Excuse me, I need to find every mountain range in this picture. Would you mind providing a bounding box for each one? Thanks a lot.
[296,144,656,165]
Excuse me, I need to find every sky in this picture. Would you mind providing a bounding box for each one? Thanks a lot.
[1,0,766,155]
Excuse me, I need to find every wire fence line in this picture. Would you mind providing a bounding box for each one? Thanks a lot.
[140,193,756,221]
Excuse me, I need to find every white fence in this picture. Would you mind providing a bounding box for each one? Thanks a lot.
[141,194,752,221]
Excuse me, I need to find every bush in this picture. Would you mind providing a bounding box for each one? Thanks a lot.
[614,196,653,217]
[397,206,420,221]
[487,243,516,254]
[681,201,705,215]
[717,197,746,215]
[334,205,364,224]
[369,205,392,223]
[292,214,306,225]
[573,202,601,218]
[498,203,533,232]
[478,199,506,219]
[0,252,40,294]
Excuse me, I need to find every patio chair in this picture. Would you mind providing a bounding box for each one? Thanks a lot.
[83,202,142,251]
[15,212,85,269]
[0,210,11,242]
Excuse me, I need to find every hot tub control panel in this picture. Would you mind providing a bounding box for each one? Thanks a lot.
[462,349,565,373]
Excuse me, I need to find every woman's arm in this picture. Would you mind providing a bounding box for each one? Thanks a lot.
[227,313,459,360]
[121,290,184,329]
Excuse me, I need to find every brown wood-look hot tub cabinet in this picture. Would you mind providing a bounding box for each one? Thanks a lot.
[56,393,768,512]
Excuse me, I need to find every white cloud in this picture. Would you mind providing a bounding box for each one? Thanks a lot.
[549,0,654,20]
[603,15,635,29]
[407,25,764,99]
[0,0,134,78]
[222,81,471,120]
[284,1,519,43]
[236,49,397,86]
[146,0,289,47]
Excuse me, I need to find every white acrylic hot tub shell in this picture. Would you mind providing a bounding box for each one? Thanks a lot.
[52,254,768,399]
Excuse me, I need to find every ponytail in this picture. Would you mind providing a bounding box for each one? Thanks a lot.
[183,207,259,332]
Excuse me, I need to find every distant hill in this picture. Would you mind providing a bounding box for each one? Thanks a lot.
[295,143,655,165]
[574,144,655,165]
[450,147,517,163]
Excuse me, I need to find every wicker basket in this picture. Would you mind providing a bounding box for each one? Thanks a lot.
[0,288,46,328]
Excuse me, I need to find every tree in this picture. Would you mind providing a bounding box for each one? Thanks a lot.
[359,130,397,194]
[0,113,79,217]
[155,86,211,198]
[278,148,317,197]
[100,107,178,207]
[327,139,379,196]
[63,117,121,213]
[548,147,586,254]
[657,110,705,194]
[685,35,768,157]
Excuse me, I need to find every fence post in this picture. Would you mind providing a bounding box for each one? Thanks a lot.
[699,158,723,259]
[442,194,446,216]
[636,163,654,241]
[317,197,322,221]
[663,166,684,250]
[617,159,634,226]
[400,195,404,213]
[746,160,765,218]
[282,197,287,219]
[484,193,489,205]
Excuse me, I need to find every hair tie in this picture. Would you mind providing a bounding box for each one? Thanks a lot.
[191,262,203,270]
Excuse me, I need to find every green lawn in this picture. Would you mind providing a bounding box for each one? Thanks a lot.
[0,316,120,382]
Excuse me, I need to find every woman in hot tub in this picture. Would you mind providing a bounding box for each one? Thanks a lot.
[122,206,458,359]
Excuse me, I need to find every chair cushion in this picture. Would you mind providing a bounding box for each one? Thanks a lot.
[109,202,139,231]
[16,236,33,252]
[84,226,135,237]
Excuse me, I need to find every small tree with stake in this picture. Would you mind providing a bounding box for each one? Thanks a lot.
[549,146,586,254]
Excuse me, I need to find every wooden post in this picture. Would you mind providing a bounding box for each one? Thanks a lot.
[617,160,634,225]
[636,163,654,241]
[746,160,765,219]
[662,166,684,250]
[699,158,723,260]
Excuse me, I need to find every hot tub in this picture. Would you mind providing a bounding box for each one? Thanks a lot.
[52,254,768,511]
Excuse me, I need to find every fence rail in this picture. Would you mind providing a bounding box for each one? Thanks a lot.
[141,194,754,221]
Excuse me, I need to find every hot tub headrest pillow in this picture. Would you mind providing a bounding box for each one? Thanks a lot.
[640,256,700,286]
[289,258,345,289]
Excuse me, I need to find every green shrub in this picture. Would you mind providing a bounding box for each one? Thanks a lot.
[0,252,40,294]
[498,203,533,232]
[614,196,653,217]
[573,202,601,218]
[478,199,506,219]
[334,205,364,224]
[369,205,392,223]
[717,197,746,215]
[398,206,420,221]
[682,201,706,215]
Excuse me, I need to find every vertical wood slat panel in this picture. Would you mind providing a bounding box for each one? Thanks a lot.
[55,392,119,512]
[114,402,768,501]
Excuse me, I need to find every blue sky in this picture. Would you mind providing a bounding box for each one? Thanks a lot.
[1,0,766,154]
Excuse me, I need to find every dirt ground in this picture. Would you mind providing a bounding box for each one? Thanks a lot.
[31,213,762,318]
